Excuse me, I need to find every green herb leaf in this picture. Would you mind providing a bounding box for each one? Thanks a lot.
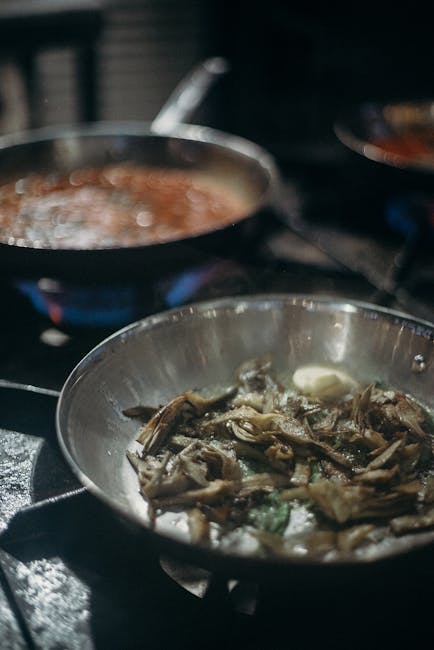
[248,491,290,536]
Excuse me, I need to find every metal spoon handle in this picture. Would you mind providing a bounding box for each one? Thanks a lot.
[150,57,229,134]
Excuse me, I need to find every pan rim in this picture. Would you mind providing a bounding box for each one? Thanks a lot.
[55,293,434,575]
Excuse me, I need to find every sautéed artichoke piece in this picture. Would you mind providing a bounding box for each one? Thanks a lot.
[126,358,434,558]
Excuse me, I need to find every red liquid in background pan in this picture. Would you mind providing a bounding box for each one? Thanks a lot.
[373,128,434,162]
[0,164,247,249]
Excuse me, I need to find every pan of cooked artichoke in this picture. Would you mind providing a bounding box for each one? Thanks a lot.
[56,295,434,579]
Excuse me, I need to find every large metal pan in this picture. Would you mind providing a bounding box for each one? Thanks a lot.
[0,59,279,282]
[56,294,434,584]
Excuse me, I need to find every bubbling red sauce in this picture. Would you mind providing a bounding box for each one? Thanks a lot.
[373,128,434,163]
[0,164,248,249]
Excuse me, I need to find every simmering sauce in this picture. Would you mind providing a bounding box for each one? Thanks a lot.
[0,164,248,249]
[373,128,434,164]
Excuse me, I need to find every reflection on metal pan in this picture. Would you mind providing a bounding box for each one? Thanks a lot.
[56,294,434,583]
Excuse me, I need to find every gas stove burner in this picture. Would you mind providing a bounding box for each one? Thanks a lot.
[159,556,258,615]
[386,192,434,241]
[16,278,139,328]
[13,260,251,329]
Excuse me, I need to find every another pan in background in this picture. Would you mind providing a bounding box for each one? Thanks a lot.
[0,59,280,282]
[334,99,434,174]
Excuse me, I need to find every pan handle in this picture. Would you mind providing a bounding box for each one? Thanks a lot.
[150,57,229,135]
[0,379,60,398]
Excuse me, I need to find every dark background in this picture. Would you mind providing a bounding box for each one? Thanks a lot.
[1,1,433,169]
[217,3,434,165]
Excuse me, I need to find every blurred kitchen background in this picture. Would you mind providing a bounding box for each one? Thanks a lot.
[1,0,432,169]
[1,0,434,339]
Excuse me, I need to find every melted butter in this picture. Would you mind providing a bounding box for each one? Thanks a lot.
[292,365,358,399]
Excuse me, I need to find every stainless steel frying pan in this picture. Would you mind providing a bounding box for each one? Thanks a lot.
[334,99,434,174]
[0,58,280,281]
[56,294,434,582]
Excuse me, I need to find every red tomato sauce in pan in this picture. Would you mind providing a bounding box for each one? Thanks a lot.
[0,164,247,249]
[373,128,434,162]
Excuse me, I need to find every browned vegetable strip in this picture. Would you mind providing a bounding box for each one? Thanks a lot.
[391,508,434,535]
[154,479,238,508]
[336,524,375,552]
[237,472,292,498]
[307,480,376,524]
[290,460,311,486]
[423,477,434,504]
[127,357,434,559]
[137,389,235,453]
[353,465,399,485]
[188,508,210,544]
[365,439,403,471]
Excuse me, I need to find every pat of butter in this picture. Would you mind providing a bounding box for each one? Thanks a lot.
[292,365,356,399]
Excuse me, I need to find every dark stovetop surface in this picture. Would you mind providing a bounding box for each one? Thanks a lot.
[1,370,434,649]
[1,154,434,649]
